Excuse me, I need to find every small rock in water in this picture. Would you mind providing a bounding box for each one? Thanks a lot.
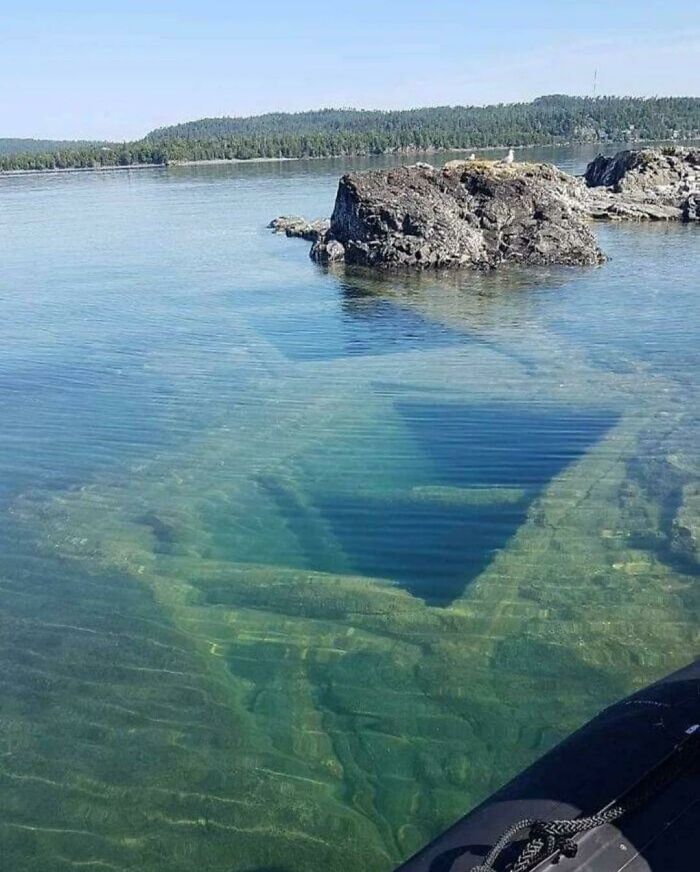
[268,215,330,241]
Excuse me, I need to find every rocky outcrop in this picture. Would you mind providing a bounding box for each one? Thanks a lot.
[269,149,698,273]
[308,161,604,270]
[268,216,330,242]
[584,194,684,221]
[583,147,700,222]
[584,147,700,194]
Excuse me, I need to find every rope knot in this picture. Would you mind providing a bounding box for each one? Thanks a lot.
[528,821,548,840]
[530,821,557,854]
[465,731,698,872]
[528,821,578,863]
[559,838,579,859]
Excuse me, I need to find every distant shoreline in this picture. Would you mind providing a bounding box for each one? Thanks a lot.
[0,147,492,176]
[0,162,166,177]
[0,155,305,176]
[1,139,697,177]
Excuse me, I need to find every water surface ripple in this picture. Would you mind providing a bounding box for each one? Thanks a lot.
[0,145,698,872]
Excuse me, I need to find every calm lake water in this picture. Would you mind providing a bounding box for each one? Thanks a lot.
[0,145,698,871]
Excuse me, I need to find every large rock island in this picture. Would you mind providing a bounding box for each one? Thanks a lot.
[270,147,698,271]
[309,160,604,270]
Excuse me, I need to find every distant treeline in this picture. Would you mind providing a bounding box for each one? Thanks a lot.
[0,137,106,157]
[0,143,168,172]
[2,95,699,172]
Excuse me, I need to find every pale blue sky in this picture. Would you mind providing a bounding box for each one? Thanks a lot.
[2,0,697,140]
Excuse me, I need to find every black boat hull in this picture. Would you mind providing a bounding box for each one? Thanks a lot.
[394,658,700,872]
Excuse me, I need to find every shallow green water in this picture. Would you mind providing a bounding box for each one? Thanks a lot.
[0,146,698,871]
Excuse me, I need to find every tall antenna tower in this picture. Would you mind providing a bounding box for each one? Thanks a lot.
[593,68,598,98]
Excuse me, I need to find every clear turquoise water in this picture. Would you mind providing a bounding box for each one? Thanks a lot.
[0,145,698,871]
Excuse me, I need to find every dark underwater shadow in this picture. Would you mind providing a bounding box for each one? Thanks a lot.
[255,394,618,606]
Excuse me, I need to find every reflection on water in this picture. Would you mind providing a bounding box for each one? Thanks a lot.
[0,145,698,872]
[252,298,460,361]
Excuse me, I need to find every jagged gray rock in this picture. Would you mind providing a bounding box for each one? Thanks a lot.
[269,149,698,274]
[584,193,684,221]
[308,160,604,270]
[268,216,330,241]
[583,147,700,221]
[313,238,346,263]
[684,195,699,222]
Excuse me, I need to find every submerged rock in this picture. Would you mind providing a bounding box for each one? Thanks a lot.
[309,160,604,270]
[268,215,330,241]
[583,147,700,222]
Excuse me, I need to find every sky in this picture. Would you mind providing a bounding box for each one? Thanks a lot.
[1,0,698,141]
